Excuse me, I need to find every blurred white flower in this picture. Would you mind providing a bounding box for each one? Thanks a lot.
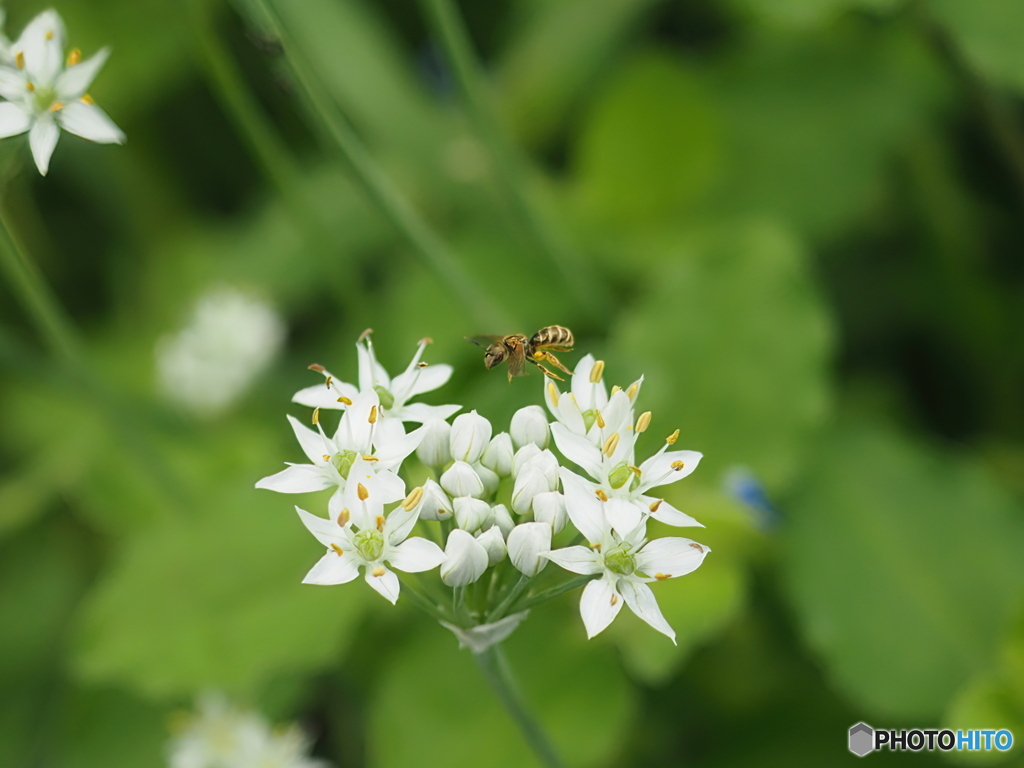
[167,692,330,768]
[293,332,459,424]
[156,287,285,417]
[0,9,124,175]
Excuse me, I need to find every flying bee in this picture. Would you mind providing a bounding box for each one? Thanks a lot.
[466,325,575,382]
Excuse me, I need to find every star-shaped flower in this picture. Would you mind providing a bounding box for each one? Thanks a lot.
[0,10,124,175]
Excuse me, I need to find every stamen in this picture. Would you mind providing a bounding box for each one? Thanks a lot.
[15,52,24,69]
[626,382,639,401]
[308,363,325,373]
[590,360,605,383]
[609,593,619,606]
[337,396,352,405]
[324,376,333,389]
[420,337,434,345]
[312,407,320,425]
[337,509,350,526]
[590,542,602,551]
[321,454,330,462]
[636,411,652,433]
[649,499,663,513]
[666,429,679,445]
[671,460,686,471]
[368,405,378,424]
[49,102,64,113]
[26,82,35,92]
[595,489,609,502]
[595,410,606,429]
[401,486,424,511]
[362,455,379,462]
[45,31,54,40]
[80,94,94,105]
[546,381,559,405]
[371,566,386,577]
[417,362,428,368]
[655,573,671,581]
[601,433,620,458]
[689,543,704,553]
[357,483,369,501]
[358,328,373,342]
[610,385,621,395]
[330,543,344,556]
[375,515,385,533]
[67,48,81,66]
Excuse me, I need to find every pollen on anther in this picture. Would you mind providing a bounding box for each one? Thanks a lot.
[362,455,379,462]
[368,405,378,424]
[546,381,559,405]
[308,363,325,373]
[26,82,35,92]
[601,432,620,458]
[610,385,621,395]
[337,509,350,526]
[636,411,652,433]
[330,543,344,556]
[590,360,605,383]
[375,515,385,533]
[15,52,25,69]
[689,543,704,553]
[417,362,428,368]
[80,94,95,105]
[595,410,606,429]
[610,594,619,606]
[49,101,63,113]
[324,376,333,389]
[666,429,680,445]
[371,566,386,577]
[671,461,685,471]
[45,31,54,40]
[626,383,639,401]
[595,489,609,502]
[322,454,330,462]
[337,396,352,405]
[358,328,373,342]
[655,573,671,581]
[312,407,321,425]
[357,483,369,501]
[67,48,81,66]
[420,337,434,345]
[402,486,424,511]
[649,499,663,513]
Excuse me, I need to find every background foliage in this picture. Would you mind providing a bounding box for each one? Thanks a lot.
[1,0,1023,765]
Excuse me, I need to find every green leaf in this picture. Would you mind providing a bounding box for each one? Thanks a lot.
[368,609,636,768]
[611,218,834,489]
[783,420,1024,719]
[929,0,1024,94]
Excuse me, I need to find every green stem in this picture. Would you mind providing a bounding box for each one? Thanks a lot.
[240,0,509,330]
[513,574,593,612]
[418,0,607,320]
[474,645,565,768]
[486,573,530,623]
[400,576,451,623]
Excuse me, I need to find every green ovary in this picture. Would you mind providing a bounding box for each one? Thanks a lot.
[332,449,359,478]
[604,545,636,576]
[353,529,384,561]
[33,86,57,112]
[607,463,633,489]
[373,385,395,410]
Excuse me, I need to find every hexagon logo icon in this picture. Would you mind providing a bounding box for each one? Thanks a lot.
[849,722,874,757]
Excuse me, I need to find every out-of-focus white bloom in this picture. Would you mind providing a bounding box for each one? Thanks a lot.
[440,460,485,498]
[532,491,567,534]
[439,612,529,654]
[449,410,492,463]
[510,405,549,450]
[545,477,710,642]
[441,529,488,586]
[296,502,444,604]
[476,526,506,565]
[507,522,551,577]
[167,692,330,768]
[0,10,125,175]
[415,418,452,468]
[480,432,514,476]
[453,496,491,532]
[156,287,285,417]
[293,333,459,424]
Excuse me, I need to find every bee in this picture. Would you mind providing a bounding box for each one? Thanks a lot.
[466,325,575,382]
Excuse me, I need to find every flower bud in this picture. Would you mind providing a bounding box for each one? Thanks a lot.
[480,432,515,477]
[413,479,453,521]
[416,418,452,468]
[441,529,489,586]
[507,522,551,577]
[476,526,506,566]
[491,504,514,538]
[511,466,550,516]
[510,405,550,450]
[531,450,560,490]
[512,443,542,479]
[454,496,492,532]
[532,491,567,534]
[440,460,486,498]
[450,410,492,464]
[473,462,501,497]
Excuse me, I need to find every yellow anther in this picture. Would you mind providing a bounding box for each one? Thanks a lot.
[67,48,81,66]
[629,466,642,476]
[595,410,606,429]
[375,515,385,533]
[368,405,378,424]
[358,328,373,342]
[569,393,579,406]
[362,455,379,462]
[671,460,686,471]
[601,432,620,458]
[649,499,663,513]
[666,429,679,445]
[402,486,424,511]
[26,82,35,92]
[417,362,428,368]
[590,542,602,551]
[655,573,671,581]
[312,407,320,425]
[610,593,619,606]
[357,483,369,501]
[324,376,333,389]
[308,363,325,373]
[49,102,63,113]
[595,489,609,502]
[330,543,344,556]
[610,385,621,395]
[636,411,652,434]
[337,396,352,405]
[321,454,330,462]
[45,31,54,40]
[371,566,386,577]
[590,360,605,383]
[546,381,559,404]
[626,383,639,401]
[337,509,350,526]
[689,543,704,553]
[15,52,24,69]
[80,94,94,105]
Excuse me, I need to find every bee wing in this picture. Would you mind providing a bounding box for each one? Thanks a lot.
[507,339,527,377]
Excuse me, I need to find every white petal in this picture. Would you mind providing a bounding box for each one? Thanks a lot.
[356,339,390,392]
[61,101,125,146]
[56,47,109,100]
[288,414,332,465]
[638,450,703,492]
[439,612,528,654]
[387,537,445,573]
[0,67,28,102]
[364,565,401,604]
[255,464,332,493]
[16,10,65,84]
[292,372,358,409]
[619,580,676,643]
[605,497,642,537]
[570,354,608,411]
[384,502,419,544]
[642,496,703,528]
[0,102,30,138]
[391,362,453,404]
[372,422,423,470]
[302,551,360,585]
[336,389,379,451]
[370,468,406,503]
[440,529,488,587]
[558,468,609,544]
[507,522,551,577]
[543,545,602,575]
[294,506,346,548]
[579,578,623,639]
[635,537,710,579]
[550,423,603,479]
[29,117,59,176]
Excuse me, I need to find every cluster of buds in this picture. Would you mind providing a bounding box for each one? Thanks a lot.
[257,333,710,648]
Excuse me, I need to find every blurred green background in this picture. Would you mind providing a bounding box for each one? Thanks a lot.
[2,0,1023,765]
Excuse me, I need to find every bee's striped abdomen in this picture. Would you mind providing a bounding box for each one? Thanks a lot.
[531,325,573,349]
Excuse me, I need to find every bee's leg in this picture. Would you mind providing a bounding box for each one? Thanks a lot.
[531,361,565,381]
[541,351,574,376]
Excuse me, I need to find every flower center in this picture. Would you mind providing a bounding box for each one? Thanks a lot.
[353,529,384,562]
[603,544,636,576]
[582,409,597,432]
[32,85,59,113]
[372,385,395,410]
[607,462,633,489]
[331,449,359,478]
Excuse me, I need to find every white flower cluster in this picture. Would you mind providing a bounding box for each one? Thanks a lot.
[167,693,329,768]
[0,9,124,175]
[257,333,710,645]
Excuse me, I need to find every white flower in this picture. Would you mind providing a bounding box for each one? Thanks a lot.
[415,418,452,468]
[507,522,551,577]
[293,333,459,424]
[402,479,452,521]
[476,526,506,565]
[473,461,501,496]
[480,432,514,476]
[510,405,549,450]
[491,503,514,538]
[510,465,551,516]
[0,10,124,175]
[542,355,642,445]
[439,460,485,498]
[449,410,492,463]
[156,287,285,417]
[256,390,422,527]
[532,491,567,534]
[296,502,444,604]
[453,496,491,532]
[544,488,710,642]
[440,529,488,586]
